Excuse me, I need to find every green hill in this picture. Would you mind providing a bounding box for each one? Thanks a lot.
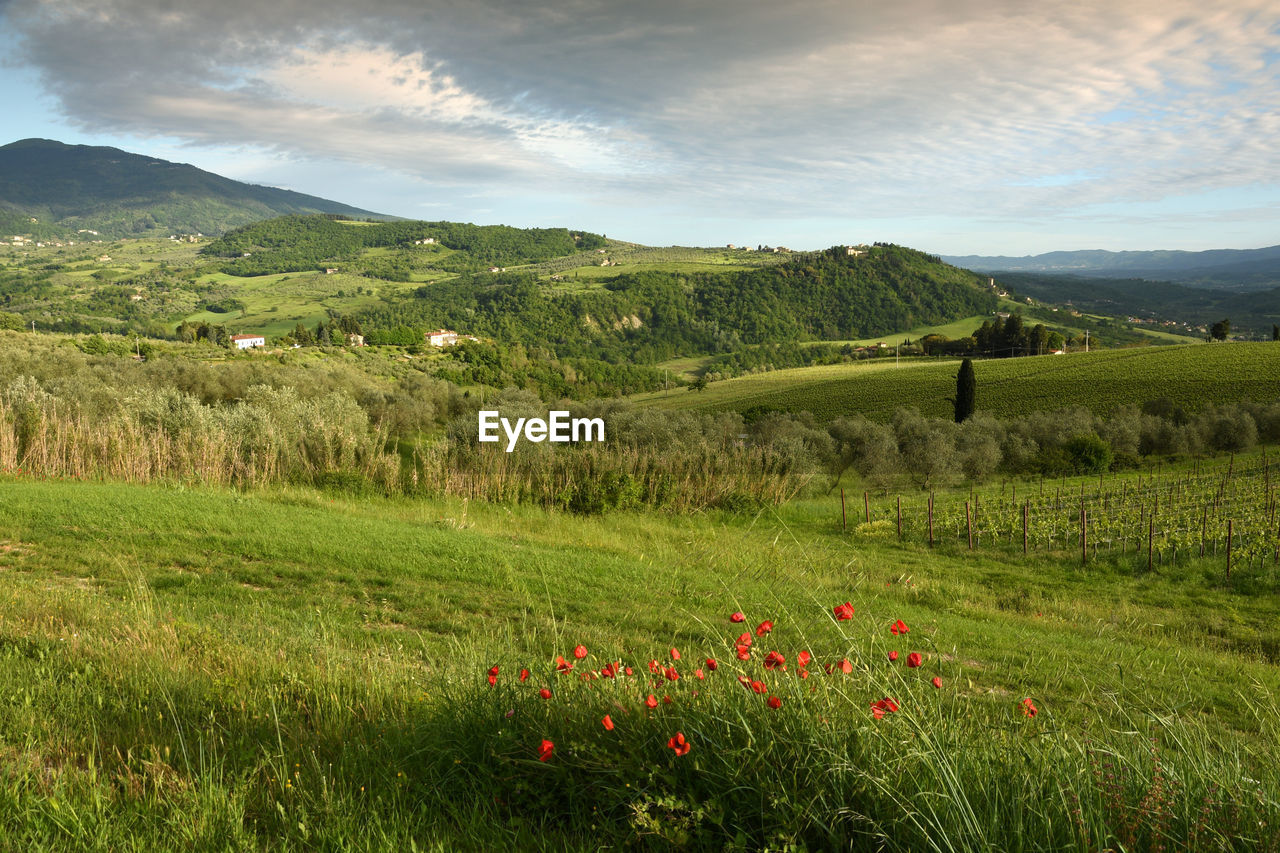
[0,138,392,238]
[633,342,1280,421]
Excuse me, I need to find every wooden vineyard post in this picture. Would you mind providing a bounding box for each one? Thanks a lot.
[1081,502,1087,567]
[966,502,973,550]
[928,493,934,547]
[1200,506,1207,557]
[1152,517,1162,571]
[896,496,902,539]
[864,490,870,524]
[1227,519,1233,580]
[1022,501,1028,555]
[840,488,846,532]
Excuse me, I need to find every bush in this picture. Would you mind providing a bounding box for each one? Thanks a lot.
[1065,434,1113,474]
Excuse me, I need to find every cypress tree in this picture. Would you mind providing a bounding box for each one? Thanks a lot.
[1272,324,1279,341]
[955,358,976,423]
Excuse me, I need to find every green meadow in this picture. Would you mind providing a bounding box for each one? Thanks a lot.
[0,453,1277,849]
[634,342,1280,422]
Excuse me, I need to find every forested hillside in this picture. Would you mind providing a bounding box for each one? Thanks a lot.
[202,215,607,275]
[361,244,997,361]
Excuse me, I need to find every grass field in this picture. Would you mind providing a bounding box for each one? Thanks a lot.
[0,449,1278,849]
[634,342,1280,421]
[803,313,1204,349]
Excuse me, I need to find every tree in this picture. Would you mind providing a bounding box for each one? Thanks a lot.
[1272,324,1278,341]
[1211,318,1230,341]
[954,358,976,423]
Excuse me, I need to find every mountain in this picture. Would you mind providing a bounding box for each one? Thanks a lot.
[0,138,393,238]
[943,245,1280,291]
[990,272,1280,335]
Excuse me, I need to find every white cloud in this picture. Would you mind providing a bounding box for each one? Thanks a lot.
[4,0,1280,249]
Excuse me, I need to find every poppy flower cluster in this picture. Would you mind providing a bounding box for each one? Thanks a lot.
[490,601,957,764]
[1022,698,1038,717]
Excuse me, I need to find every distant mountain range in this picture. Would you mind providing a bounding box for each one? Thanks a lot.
[0,138,392,238]
[943,246,1280,292]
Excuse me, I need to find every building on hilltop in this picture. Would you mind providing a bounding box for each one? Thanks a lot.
[231,334,265,350]
[427,329,459,347]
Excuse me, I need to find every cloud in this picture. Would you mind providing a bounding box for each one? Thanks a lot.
[5,0,1280,243]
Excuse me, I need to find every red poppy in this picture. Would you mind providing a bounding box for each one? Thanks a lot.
[648,659,661,674]
[487,673,497,687]
[487,664,499,687]
[539,688,552,700]
[730,611,745,623]
[751,680,768,694]
[767,695,782,710]
[670,647,681,660]
[695,668,705,680]
[538,739,554,761]
[601,662,618,679]
[602,715,614,731]
[667,732,691,756]
[756,620,774,637]
[1021,698,1037,717]
[890,619,909,635]
[800,670,810,679]
[488,664,500,677]
[763,651,786,670]
[907,652,922,668]
[833,601,855,621]
[932,676,943,689]
[737,675,752,688]
[519,668,530,682]
[797,650,811,668]
[663,695,673,705]
[624,666,634,676]
[555,656,574,673]
[737,632,752,646]
[736,645,751,661]
[839,658,853,674]
[644,694,659,710]
[664,666,680,682]
[573,644,588,660]
[870,697,900,719]
[888,650,899,662]
[705,658,718,671]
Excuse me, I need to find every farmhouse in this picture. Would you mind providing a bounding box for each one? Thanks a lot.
[346,333,365,347]
[231,334,266,350]
[427,329,459,347]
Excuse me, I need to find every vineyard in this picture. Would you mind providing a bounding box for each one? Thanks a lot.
[846,448,1280,583]
[635,342,1280,421]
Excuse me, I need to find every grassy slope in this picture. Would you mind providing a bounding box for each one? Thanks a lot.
[0,453,1277,847]
[633,342,1280,421]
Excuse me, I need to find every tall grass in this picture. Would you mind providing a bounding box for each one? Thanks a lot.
[0,375,804,511]
[0,571,1275,850]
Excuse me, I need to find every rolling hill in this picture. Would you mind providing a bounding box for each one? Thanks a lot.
[632,343,1280,422]
[944,245,1280,291]
[0,138,393,238]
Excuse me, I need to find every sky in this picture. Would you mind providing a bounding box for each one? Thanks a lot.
[2,0,1279,255]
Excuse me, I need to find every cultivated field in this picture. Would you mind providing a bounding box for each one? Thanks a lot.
[634,342,1280,421]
